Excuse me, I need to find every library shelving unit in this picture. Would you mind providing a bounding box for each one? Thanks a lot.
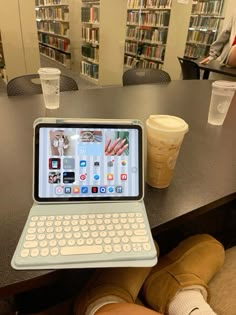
[80,0,127,85]
[184,0,224,59]
[124,0,172,69]
[35,0,71,68]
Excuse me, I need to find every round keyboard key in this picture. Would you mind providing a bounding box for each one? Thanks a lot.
[104,214,111,218]
[59,239,66,246]
[128,213,135,218]
[65,215,71,220]
[96,219,103,225]
[39,216,46,221]
[73,232,81,238]
[113,244,121,252]
[115,224,121,230]
[38,227,45,234]
[20,249,29,257]
[64,226,71,232]
[81,226,88,232]
[107,225,113,231]
[49,240,57,247]
[86,238,94,245]
[95,238,102,245]
[108,231,115,237]
[139,223,145,229]
[82,232,90,238]
[88,214,95,219]
[134,230,146,236]
[123,244,131,252]
[131,224,138,229]
[120,213,127,218]
[112,219,119,224]
[112,214,119,218]
[29,222,36,227]
[46,233,54,240]
[31,216,38,221]
[68,239,75,246]
[51,247,59,256]
[100,231,107,237]
[98,225,105,231]
[77,239,85,246]
[30,248,39,257]
[72,226,80,232]
[89,225,96,231]
[104,237,111,244]
[55,227,63,233]
[71,220,78,226]
[24,241,38,248]
[88,219,95,225]
[65,233,72,239]
[128,218,135,223]
[56,233,63,239]
[72,215,79,220]
[38,234,45,240]
[63,221,70,226]
[26,234,36,241]
[113,237,120,244]
[79,220,86,226]
[91,231,98,238]
[39,240,48,247]
[121,237,129,243]
[104,245,112,253]
[143,243,151,251]
[56,216,63,220]
[55,221,62,226]
[136,213,142,217]
[136,218,144,223]
[37,221,44,227]
[27,228,36,234]
[46,227,54,233]
[48,216,55,221]
[120,218,127,224]
[117,230,124,237]
[104,219,111,224]
[123,224,130,230]
[97,214,103,219]
[46,221,53,227]
[40,248,49,257]
[81,215,87,219]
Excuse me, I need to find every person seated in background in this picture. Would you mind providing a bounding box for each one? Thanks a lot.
[200,10,236,67]
[74,234,225,315]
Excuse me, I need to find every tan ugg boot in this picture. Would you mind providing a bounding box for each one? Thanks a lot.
[74,244,159,315]
[141,234,225,315]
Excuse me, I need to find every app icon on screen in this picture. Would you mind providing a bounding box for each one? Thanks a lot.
[94,174,100,181]
[108,186,114,193]
[91,186,98,193]
[49,158,61,170]
[121,160,127,166]
[81,186,88,194]
[100,186,106,193]
[107,173,114,181]
[107,161,114,167]
[64,187,71,194]
[79,173,87,181]
[55,186,64,195]
[80,160,87,167]
[73,186,80,194]
[63,158,75,170]
[116,186,123,193]
[120,174,127,180]
[94,161,100,167]
[63,172,75,184]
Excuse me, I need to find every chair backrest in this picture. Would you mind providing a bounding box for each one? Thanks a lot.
[177,57,200,80]
[7,74,78,96]
[122,68,171,86]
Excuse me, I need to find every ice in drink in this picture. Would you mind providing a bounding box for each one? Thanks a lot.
[146,115,189,188]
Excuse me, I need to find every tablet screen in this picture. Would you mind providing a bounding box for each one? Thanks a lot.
[34,121,143,202]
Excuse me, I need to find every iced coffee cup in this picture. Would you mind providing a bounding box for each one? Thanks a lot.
[146,115,189,189]
[38,68,61,109]
[208,81,236,126]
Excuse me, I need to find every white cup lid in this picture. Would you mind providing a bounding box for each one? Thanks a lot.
[38,68,61,75]
[146,115,189,134]
[212,80,236,90]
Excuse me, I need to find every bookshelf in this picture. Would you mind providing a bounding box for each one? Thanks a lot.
[184,0,224,59]
[35,0,71,68]
[80,0,127,85]
[124,0,172,69]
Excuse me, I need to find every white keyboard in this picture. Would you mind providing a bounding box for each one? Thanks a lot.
[13,211,157,269]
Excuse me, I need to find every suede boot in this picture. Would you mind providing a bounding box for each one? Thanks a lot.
[141,234,225,314]
[74,244,159,315]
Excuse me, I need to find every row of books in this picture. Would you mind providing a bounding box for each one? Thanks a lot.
[82,0,99,2]
[187,29,216,45]
[81,61,99,79]
[81,6,99,23]
[35,7,69,21]
[82,26,99,44]
[37,21,69,37]
[39,44,71,67]
[82,45,99,62]
[127,11,170,27]
[125,42,165,61]
[126,27,168,44]
[127,0,172,9]
[184,44,210,59]
[124,55,160,69]
[38,32,70,52]
[189,16,220,29]
[35,0,68,6]
[192,1,222,15]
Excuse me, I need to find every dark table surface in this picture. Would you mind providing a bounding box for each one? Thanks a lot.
[1,80,236,297]
[197,60,236,79]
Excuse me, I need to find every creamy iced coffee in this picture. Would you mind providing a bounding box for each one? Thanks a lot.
[146,115,189,188]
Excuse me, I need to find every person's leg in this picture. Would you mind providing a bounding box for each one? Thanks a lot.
[226,45,236,67]
[141,234,225,315]
[95,303,160,315]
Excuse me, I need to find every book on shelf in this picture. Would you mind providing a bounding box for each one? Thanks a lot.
[187,29,216,45]
[124,55,161,69]
[81,6,99,23]
[189,16,219,29]
[39,44,71,67]
[185,44,210,59]
[38,32,70,52]
[37,20,70,37]
[192,0,223,15]
[82,45,99,62]
[35,6,69,21]
[127,0,172,9]
[81,61,99,79]
[127,10,170,27]
[82,26,99,44]
[126,26,168,44]
[35,0,69,6]
[125,41,165,61]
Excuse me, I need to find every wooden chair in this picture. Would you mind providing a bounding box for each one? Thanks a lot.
[122,68,171,86]
[7,74,78,96]
[177,56,201,80]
